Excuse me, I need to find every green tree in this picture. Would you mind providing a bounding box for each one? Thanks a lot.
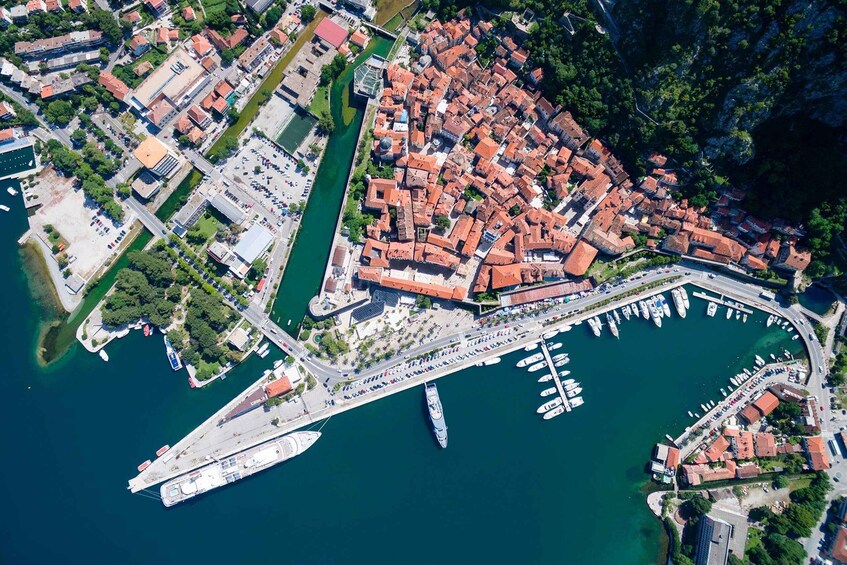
[300,4,316,22]
[433,214,451,232]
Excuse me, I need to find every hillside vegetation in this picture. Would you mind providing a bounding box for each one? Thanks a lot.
[422,0,847,274]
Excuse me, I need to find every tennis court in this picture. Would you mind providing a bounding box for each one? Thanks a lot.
[276,107,317,154]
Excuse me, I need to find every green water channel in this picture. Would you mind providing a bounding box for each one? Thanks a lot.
[270,35,394,332]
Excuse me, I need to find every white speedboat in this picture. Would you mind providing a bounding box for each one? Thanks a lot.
[524,343,539,352]
[540,387,558,397]
[528,361,548,372]
[554,359,569,367]
[726,307,733,320]
[559,370,571,378]
[98,349,109,362]
[700,403,708,412]
[547,342,563,351]
[742,314,748,323]
[606,312,619,339]
[538,374,553,383]
[7,187,17,196]
[537,398,563,414]
[687,410,694,418]
[0,205,9,212]
[622,304,631,320]
[766,315,774,327]
[720,388,727,397]
[561,325,573,333]
[613,309,621,324]
[552,353,569,362]
[568,397,584,408]
[735,310,741,320]
[707,302,717,317]
[566,387,582,398]
[564,382,580,392]
[543,406,566,420]
[561,378,575,385]
[483,357,501,366]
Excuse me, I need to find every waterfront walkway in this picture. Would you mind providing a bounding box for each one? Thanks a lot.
[129,265,829,492]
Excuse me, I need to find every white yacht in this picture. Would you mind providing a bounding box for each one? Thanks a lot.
[528,361,548,372]
[568,397,584,409]
[552,353,569,362]
[538,374,553,383]
[671,288,686,318]
[706,302,717,317]
[543,406,566,420]
[680,286,690,309]
[547,342,563,351]
[540,387,558,397]
[566,387,583,398]
[516,353,544,368]
[639,300,650,320]
[726,307,734,320]
[542,329,559,340]
[537,397,563,414]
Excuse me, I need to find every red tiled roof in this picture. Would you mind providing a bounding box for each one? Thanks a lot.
[314,18,348,49]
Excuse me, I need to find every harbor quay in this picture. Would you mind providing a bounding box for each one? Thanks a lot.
[129,264,825,493]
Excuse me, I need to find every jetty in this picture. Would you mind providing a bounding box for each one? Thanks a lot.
[692,291,754,315]
[539,339,571,412]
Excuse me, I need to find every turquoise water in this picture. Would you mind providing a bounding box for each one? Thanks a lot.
[0,176,805,564]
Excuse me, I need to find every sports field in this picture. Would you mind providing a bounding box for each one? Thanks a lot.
[276,107,317,154]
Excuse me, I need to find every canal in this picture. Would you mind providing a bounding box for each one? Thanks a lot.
[269,35,394,333]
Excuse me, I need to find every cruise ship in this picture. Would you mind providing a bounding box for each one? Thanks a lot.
[425,383,448,448]
[160,431,321,507]
[671,288,687,318]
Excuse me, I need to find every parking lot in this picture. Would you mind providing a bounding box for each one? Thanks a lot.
[222,136,313,223]
[28,167,134,281]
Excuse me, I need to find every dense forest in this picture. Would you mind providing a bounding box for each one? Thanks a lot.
[421,0,847,275]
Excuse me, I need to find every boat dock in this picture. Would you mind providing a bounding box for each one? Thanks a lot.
[538,340,571,412]
[692,291,754,315]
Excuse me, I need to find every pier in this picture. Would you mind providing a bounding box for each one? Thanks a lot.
[538,339,571,412]
[691,291,754,315]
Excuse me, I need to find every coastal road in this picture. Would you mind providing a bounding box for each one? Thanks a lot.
[129,265,829,492]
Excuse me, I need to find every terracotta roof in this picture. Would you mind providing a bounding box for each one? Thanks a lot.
[562,240,598,276]
[314,18,348,49]
[805,436,830,471]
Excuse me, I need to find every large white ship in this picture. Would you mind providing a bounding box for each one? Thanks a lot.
[160,431,321,507]
[671,288,687,318]
[426,383,448,448]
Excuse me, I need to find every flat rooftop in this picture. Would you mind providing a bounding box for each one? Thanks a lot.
[131,47,206,109]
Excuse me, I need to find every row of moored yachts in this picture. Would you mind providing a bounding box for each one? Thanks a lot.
[586,287,691,338]
[516,332,584,420]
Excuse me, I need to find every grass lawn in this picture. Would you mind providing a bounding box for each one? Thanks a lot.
[374,0,412,26]
[745,526,764,554]
[192,212,222,244]
[206,10,327,159]
[310,85,329,117]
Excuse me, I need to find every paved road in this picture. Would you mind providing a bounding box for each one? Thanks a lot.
[128,263,831,492]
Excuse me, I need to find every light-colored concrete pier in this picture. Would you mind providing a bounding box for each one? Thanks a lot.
[691,290,754,315]
[539,340,571,412]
